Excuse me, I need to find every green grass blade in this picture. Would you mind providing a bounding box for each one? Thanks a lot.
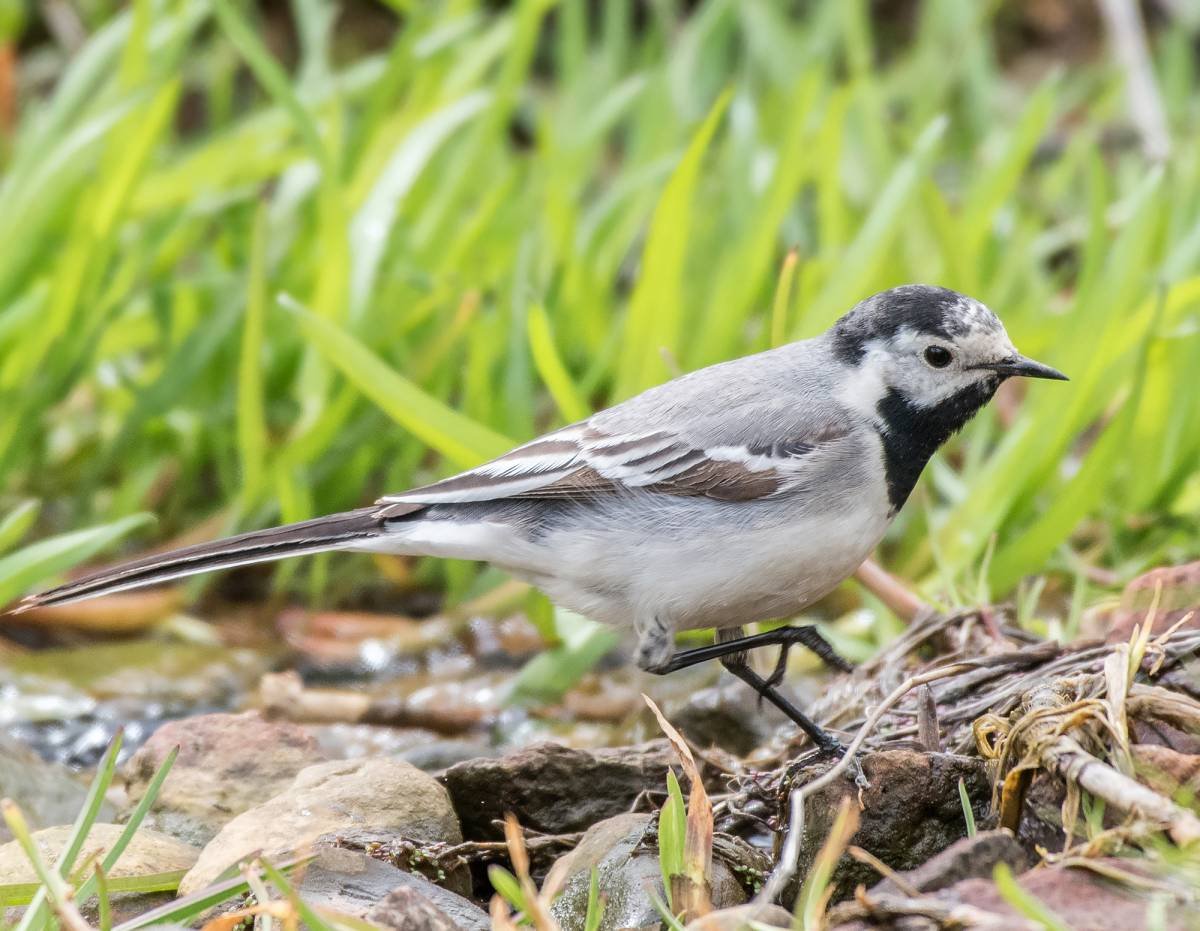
[212,0,328,170]
[56,733,124,880]
[797,114,947,336]
[616,89,731,397]
[0,514,153,607]
[2,802,83,931]
[958,778,976,838]
[282,295,513,467]
[0,501,40,556]
[72,746,179,906]
[583,866,605,931]
[93,865,111,931]
[658,768,686,909]
[487,865,529,914]
[348,91,490,320]
[509,610,619,704]
[237,204,270,504]
[527,303,590,423]
[992,863,1070,931]
[770,249,799,349]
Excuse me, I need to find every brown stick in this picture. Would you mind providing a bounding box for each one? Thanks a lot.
[853,558,928,623]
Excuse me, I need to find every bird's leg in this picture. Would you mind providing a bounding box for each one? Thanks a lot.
[722,656,842,754]
[655,625,852,676]
[638,624,850,755]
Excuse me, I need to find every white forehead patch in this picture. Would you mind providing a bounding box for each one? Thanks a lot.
[951,296,1003,336]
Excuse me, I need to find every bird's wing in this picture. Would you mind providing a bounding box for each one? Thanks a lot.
[378,344,854,511]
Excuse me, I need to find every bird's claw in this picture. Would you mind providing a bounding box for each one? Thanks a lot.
[765,643,792,690]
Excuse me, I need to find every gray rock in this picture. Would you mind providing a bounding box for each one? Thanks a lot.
[367,887,458,931]
[0,736,102,842]
[548,813,750,931]
[312,828,471,898]
[180,757,462,895]
[441,740,676,840]
[871,829,1029,896]
[123,711,326,847]
[289,846,488,930]
[0,823,198,884]
[791,749,991,904]
[368,874,490,931]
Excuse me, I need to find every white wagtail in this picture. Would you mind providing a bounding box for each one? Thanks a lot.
[13,285,1066,751]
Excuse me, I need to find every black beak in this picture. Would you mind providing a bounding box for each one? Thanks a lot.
[975,353,1068,381]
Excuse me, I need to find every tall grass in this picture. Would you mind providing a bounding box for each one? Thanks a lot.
[1,0,1198,627]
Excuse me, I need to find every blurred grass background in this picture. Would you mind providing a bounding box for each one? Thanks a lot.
[1,0,1199,647]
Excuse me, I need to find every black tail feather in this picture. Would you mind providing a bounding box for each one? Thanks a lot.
[10,506,389,612]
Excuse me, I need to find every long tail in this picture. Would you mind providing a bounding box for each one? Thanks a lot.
[9,506,408,613]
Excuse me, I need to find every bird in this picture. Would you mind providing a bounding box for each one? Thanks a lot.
[11,284,1067,752]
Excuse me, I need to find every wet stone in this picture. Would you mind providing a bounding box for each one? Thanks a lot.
[400,739,498,773]
[367,875,490,931]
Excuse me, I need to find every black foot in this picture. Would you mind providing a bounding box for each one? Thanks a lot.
[658,625,853,677]
[643,625,849,752]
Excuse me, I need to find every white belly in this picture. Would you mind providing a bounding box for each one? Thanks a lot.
[504,493,889,631]
[363,485,893,633]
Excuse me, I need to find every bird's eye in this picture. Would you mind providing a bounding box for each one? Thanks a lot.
[923,345,952,368]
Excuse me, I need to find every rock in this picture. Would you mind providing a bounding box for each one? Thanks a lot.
[180,757,461,895]
[936,859,1194,930]
[546,812,651,881]
[314,828,471,898]
[0,823,197,884]
[791,749,991,903]
[368,875,490,931]
[870,829,1029,896]
[123,711,326,847]
[667,679,786,756]
[683,904,794,930]
[1105,561,1200,643]
[0,735,102,842]
[367,887,458,931]
[1132,744,1200,797]
[441,740,675,840]
[285,845,487,930]
[548,813,754,931]
[1130,717,1200,756]
[401,740,497,773]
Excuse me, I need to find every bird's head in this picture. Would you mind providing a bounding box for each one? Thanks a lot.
[827,285,1067,511]
[829,284,1066,424]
